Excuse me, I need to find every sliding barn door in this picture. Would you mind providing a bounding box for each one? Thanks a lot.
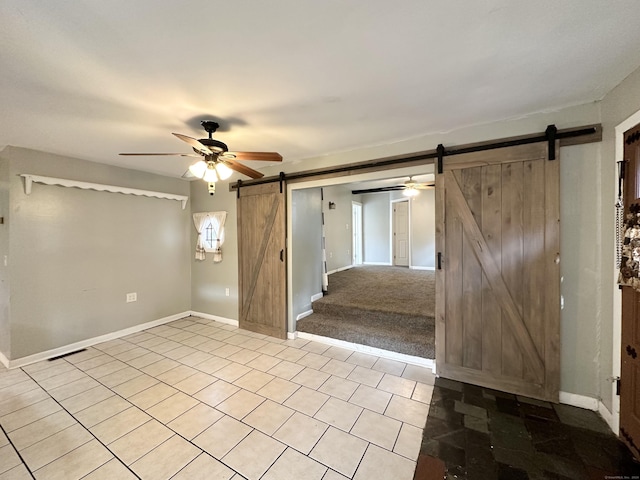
[435,142,560,401]
[620,123,640,459]
[237,182,287,339]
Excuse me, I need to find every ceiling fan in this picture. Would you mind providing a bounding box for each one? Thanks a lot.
[120,120,282,183]
[351,177,435,196]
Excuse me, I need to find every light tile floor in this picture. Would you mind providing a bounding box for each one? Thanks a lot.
[0,316,434,480]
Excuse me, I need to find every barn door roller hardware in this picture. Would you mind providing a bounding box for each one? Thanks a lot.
[436,144,445,175]
[279,172,286,193]
[230,124,600,190]
[545,124,558,160]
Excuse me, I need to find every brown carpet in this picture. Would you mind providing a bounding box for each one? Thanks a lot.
[297,265,436,359]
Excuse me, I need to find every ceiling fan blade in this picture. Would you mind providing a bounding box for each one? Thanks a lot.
[222,151,282,162]
[416,183,436,189]
[172,133,213,155]
[119,153,200,157]
[222,159,264,179]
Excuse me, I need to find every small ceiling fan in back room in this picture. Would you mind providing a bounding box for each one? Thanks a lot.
[351,177,434,197]
[120,120,282,195]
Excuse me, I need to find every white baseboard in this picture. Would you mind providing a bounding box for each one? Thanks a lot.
[559,391,599,411]
[558,394,614,434]
[362,262,392,266]
[189,311,238,327]
[598,400,615,432]
[0,350,9,369]
[296,310,314,321]
[296,331,436,372]
[6,311,192,369]
[311,292,324,303]
[327,265,353,275]
[410,266,435,271]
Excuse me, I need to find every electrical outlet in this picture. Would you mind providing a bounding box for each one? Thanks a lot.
[329,252,333,258]
[126,292,137,303]
[225,288,230,297]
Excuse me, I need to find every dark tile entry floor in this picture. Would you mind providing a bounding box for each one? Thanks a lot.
[415,378,639,480]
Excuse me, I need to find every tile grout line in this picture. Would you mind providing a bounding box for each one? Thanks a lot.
[0,422,36,480]
[19,368,142,480]
[138,321,427,464]
[58,334,275,478]
[11,318,431,479]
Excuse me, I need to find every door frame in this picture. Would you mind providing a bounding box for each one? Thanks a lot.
[286,166,433,338]
[390,198,411,266]
[612,107,640,434]
[352,201,363,266]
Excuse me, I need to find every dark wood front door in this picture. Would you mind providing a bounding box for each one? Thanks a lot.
[435,142,561,401]
[621,123,640,460]
[237,182,287,339]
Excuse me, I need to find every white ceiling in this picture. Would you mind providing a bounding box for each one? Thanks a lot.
[2,1,640,179]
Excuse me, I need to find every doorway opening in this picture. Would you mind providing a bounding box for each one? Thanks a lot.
[290,169,436,361]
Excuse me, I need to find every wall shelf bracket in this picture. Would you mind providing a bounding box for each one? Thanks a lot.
[20,174,189,209]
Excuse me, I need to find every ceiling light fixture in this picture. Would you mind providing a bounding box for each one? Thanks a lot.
[403,186,419,197]
[188,157,233,184]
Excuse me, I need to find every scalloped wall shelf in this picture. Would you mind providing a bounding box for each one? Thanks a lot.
[20,174,189,209]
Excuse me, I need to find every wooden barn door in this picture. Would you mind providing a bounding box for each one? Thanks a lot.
[620,123,640,460]
[435,142,560,401]
[237,182,287,339]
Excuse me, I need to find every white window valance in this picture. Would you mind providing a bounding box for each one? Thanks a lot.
[193,211,227,262]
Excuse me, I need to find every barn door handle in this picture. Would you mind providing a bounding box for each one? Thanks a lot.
[437,252,442,270]
[626,345,637,359]
[280,249,284,262]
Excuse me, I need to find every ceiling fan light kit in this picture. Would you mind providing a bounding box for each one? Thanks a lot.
[120,120,282,192]
[189,159,234,183]
[402,186,420,197]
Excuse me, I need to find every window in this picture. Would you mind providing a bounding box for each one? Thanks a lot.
[193,211,227,262]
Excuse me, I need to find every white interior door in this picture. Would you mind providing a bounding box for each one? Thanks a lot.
[393,200,409,266]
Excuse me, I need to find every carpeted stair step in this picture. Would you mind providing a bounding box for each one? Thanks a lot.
[311,300,435,331]
[297,312,435,359]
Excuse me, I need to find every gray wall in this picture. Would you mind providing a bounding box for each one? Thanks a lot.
[410,188,436,268]
[361,190,435,268]
[599,66,640,411]
[0,156,10,357]
[362,193,391,264]
[322,185,353,272]
[256,101,606,400]
[291,188,323,326]
[190,178,239,320]
[2,65,638,409]
[1,146,191,360]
